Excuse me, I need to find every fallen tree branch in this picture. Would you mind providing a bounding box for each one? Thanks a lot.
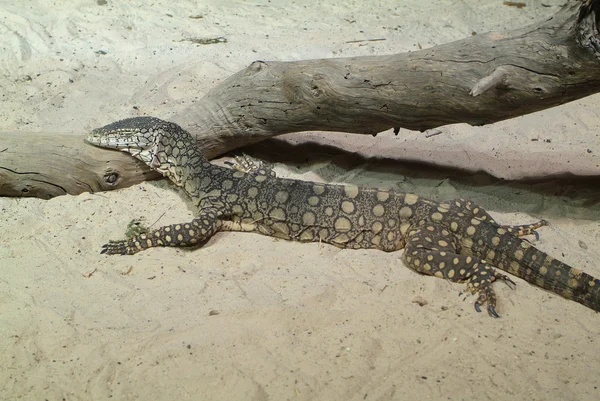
[2,0,599,198]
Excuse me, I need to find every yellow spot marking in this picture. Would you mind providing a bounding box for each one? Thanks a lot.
[332,233,350,244]
[414,259,421,267]
[539,266,548,275]
[344,185,359,199]
[255,175,267,182]
[222,180,233,190]
[450,222,458,232]
[300,231,314,241]
[399,206,412,219]
[431,212,443,221]
[165,235,172,242]
[325,207,334,216]
[373,204,385,217]
[233,171,245,178]
[427,255,433,261]
[275,191,289,203]
[497,228,506,235]
[341,201,355,214]
[358,215,365,226]
[165,227,171,232]
[509,261,520,274]
[514,250,524,260]
[448,270,455,279]
[372,221,383,233]
[177,234,183,241]
[334,217,352,232]
[272,222,290,236]
[302,212,316,225]
[491,236,500,246]
[438,240,448,247]
[387,232,395,241]
[388,219,396,228]
[371,235,381,246]
[308,196,320,206]
[466,226,476,236]
[404,194,419,205]
[377,191,390,202]
[434,271,443,278]
[453,257,459,265]
[247,187,259,198]
[439,262,445,269]
[313,185,325,195]
[471,218,481,226]
[424,263,431,271]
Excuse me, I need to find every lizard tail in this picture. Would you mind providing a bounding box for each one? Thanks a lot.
[489,232,600,312]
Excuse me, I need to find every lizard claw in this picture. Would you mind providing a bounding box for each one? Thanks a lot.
[474,301,500,317]
[488,305,500,318]
[100,240,131,255]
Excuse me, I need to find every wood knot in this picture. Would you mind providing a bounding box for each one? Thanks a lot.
[103,170,119,185]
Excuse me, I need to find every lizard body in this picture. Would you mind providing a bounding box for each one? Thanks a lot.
[85,117,600,317]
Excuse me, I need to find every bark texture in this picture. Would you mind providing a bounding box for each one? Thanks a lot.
[2,0,599,198]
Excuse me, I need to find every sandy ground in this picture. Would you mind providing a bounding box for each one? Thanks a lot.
[1,1,600,400]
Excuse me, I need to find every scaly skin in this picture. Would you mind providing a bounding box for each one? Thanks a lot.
[85,117,600,317]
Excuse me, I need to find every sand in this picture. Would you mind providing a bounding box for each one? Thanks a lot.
[1,1,599,400]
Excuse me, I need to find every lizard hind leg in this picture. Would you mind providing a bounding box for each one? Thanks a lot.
[404,225,514,317]
[501,219,548,239]
[100,208,222,255]
[450,199,547,239]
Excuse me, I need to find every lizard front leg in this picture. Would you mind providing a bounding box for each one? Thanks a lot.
[101,208,222,255]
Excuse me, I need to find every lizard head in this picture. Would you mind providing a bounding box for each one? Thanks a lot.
[85,116,205,185]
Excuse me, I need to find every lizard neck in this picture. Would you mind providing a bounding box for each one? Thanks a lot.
[175,149,238,210]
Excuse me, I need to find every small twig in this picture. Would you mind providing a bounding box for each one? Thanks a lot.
[503,1,526,9]
[345,38,386,44]
[148,211,166,229]
[83,268,98,278]
[121,266,134,275]
[0,148,7,153]
[424,128,443,138]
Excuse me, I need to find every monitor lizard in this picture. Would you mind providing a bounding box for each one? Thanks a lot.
[85,117,600,317]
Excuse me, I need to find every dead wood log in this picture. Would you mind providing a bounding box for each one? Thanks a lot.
[2,0,600,199]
